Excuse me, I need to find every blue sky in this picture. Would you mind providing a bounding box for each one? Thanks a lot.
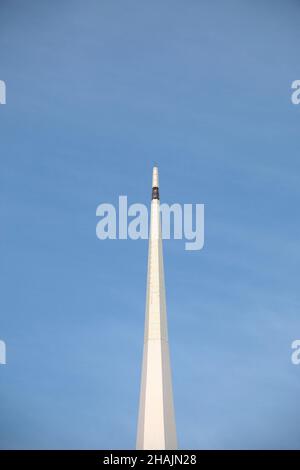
[1,0,300,449]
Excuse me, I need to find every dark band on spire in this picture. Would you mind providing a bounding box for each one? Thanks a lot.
[152,186,159,200]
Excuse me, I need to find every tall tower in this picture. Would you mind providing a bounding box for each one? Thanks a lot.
[136,166,177,450]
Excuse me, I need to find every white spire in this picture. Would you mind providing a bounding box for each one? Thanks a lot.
[136,166,177,450]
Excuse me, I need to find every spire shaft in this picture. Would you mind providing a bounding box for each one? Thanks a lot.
[136,167,177,450]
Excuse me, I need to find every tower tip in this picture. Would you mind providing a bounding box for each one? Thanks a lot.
[152,165,159,188]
